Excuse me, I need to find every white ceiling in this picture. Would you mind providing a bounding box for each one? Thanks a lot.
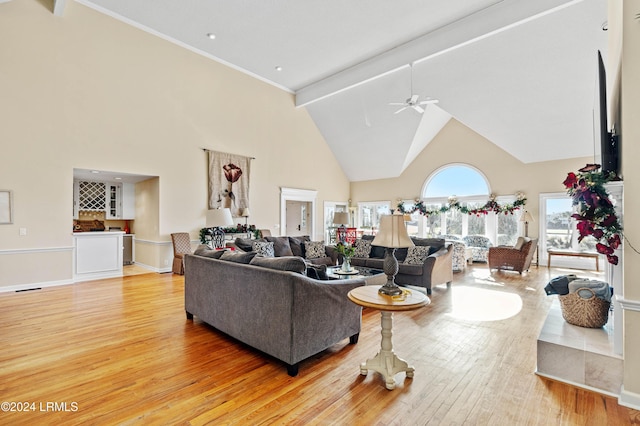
[73,0,608,181]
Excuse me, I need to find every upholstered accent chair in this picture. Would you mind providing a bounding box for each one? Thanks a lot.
[488,237,538,274]
[450,241,468,272]
[171,232,192,275]
[461,235,493,263]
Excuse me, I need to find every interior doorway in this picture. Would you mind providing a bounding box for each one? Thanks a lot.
[280,188,317,238]
[285,200,311,236]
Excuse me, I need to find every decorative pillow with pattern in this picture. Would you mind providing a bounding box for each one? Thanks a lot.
[304,241,326,259]
[354,239,372,258]
[404,246,430,265]
[252,241,275,257]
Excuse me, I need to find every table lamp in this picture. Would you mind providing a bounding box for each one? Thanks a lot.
[520,211,534,237]
[206,208,234,248]
[333,211,350,243]
[372,213,414,296]
[241,207,251,225]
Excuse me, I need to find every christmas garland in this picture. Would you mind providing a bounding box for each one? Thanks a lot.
[563,166,622,265]
[397,192,527,217]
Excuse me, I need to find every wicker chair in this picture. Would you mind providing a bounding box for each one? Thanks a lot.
[171,232,192,275]
[488,237,538,274]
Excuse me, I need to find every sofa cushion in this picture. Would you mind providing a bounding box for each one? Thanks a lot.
[193,244,226,259]
[412,237,444,255]
[235,237,265,252]
[405,246,430,264]
[514,236,526,250]
[265,236,294,257]
[304,241,326,259]
[354,239,372,258]
[288,236,310,257]
[362,235,385,258]
[220,251,257,264]
[395,248,408,262]
[249,255,306,274]
[364,258,385,270]
[253,241,275,257]
[397,263,423,276]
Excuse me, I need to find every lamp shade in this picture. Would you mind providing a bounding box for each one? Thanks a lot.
[240,208,251,218]
[372,214,414,248]
[333,211,349,225]
[520,211,534,223]
[206,208,234,227]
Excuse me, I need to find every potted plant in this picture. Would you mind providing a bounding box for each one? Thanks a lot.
[334,242,356,272]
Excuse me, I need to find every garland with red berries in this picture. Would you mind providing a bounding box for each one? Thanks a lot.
[563,168,622,265]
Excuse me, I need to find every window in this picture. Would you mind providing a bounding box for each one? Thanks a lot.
[323,201,348,243]
[358,201,391,233]
[421,164,495,240]
[541,194,597,266]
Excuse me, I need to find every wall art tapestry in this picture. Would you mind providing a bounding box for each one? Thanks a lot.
[207,150,252,217]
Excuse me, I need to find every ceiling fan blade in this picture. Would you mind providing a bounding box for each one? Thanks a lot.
[412,105,425,114]
[388,102,406,106]
[394,106,408,114]
[419,99,439,105]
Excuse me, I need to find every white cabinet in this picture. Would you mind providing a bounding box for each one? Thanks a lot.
[74,180,135,220]
[121,183,135,220]
[105,183,121,219]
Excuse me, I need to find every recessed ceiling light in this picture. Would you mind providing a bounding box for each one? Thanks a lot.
[114,177,122,180]
[207,33,216,40]
[275,66,283,71]
[91,170,100,174]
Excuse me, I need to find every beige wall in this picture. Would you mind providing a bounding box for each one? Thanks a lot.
[0,0,349,287]
[351,119,592,240]
[620,0,640,402]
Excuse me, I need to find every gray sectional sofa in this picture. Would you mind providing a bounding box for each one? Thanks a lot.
[350,236,453,295]
[184,249,364,376]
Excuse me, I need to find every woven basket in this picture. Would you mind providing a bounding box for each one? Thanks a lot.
[558,288,610,328]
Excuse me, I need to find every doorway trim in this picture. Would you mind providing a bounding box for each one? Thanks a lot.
[280,187,317,238]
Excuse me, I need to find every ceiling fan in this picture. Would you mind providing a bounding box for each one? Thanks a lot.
[389,64,439,114]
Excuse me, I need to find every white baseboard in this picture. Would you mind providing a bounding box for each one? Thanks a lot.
[619,386,640,410]
[133,261,171,274]
[0,279,74,293]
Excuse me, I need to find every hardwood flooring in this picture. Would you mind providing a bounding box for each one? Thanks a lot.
[1,264,639,425]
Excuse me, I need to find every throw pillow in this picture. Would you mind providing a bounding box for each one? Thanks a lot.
[193,244,226,259]
[304,241,326,259]
[514,237,526,250]
[220,251,257,264]
[354,239,372,258]
[404,246,431,265]
[249,255,306,274]
[235,237,264,252]
[289,236,311,257]
[252,241,275,257]
[265,236,294,257]
[306,263,329,280]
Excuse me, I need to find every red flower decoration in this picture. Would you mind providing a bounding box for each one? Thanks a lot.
[563,172,577,188]
[223,163,243,183]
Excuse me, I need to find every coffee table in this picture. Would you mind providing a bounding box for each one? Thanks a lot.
[326,266,386,286]
[348,285,429,390]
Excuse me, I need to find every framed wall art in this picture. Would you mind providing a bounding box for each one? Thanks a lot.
[0,190,13,224]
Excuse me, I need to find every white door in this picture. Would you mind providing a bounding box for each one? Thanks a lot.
[286,200,310,236]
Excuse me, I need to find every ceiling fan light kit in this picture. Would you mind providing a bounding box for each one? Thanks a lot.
[390,64,438,114]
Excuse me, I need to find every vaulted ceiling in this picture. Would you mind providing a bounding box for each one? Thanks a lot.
[70,0,608,181]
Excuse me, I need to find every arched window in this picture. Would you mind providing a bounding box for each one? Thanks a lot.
[404,164,520,245]
[422,164,490,199]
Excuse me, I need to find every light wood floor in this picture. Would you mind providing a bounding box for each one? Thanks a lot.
[1,264,639,425]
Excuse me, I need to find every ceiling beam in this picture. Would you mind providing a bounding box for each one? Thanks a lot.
[295,0,583,107]
[53,0,67,16]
